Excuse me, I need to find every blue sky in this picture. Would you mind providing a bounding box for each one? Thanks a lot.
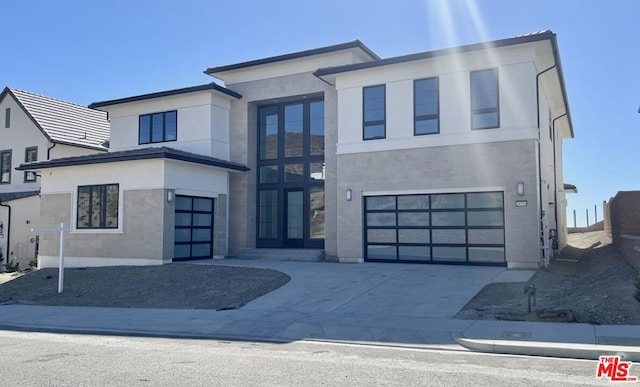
[2,0,638,226]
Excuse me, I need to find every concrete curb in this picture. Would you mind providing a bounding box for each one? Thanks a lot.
[455,337,640,361]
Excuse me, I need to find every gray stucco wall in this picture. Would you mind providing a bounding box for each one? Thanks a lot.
[39,189,170,262]
[336,139,540,267]
[226,72,338,256]
[214,193,228,256]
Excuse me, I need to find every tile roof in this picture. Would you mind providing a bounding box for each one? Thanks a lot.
[2,87,110,151]
[17,146,250,172]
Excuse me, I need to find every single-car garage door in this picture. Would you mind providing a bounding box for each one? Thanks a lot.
[174,195,214,261]
[364,192,505,265]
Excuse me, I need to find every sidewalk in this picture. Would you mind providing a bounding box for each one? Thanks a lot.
[1,259,639,361]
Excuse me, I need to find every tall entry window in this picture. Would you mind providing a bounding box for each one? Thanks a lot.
[257,97,325,248]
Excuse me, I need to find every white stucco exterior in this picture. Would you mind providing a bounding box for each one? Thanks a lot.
[104,91,233,159]
[28,32,573,269]
[0,89,107,269]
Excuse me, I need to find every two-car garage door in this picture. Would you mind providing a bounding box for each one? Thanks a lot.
[364,192,505,265]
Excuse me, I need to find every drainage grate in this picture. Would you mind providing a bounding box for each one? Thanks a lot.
[502,331,532,339]
[597,336,640,346]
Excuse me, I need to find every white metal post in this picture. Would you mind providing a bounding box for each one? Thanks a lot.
[31,223,68,294]
[58,222,65,293]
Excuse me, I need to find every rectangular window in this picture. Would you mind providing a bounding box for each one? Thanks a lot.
[471,69,499,129]
[0,150,11,183]
[4,108,10,128]
[77,184,119,229]
[24,147,38,182]
[139,111,177,144]
[363,85,385,140]
[414,78,439,135]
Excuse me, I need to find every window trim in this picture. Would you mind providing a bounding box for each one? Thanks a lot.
[363,84,386,140]
[24,146,38,183]
[76,183,120,229]
[0,149,12,184]
[470,68,500,130]
[138,110,178,145]
[413,77,440,136]
[5,108,10,128]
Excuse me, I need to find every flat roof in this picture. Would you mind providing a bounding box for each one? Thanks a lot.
[204,40,380,75]
[89,83,242,109]
[17,146,250,172]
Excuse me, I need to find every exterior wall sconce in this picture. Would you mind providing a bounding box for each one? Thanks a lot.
[167,190,174,203]
[517,182,525,196]
[0,221,3,235]
[346,189,352,201]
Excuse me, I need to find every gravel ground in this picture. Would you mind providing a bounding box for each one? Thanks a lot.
[455,231,640,325]
[0,264,290,310]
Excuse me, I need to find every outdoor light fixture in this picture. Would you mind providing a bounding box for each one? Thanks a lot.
[0,221,3,234]
[346,189,352,201]
[167,190,174,203]
[517,182,525,196]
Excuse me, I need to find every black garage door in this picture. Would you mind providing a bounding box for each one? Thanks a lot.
[364,192,505,265]
[174,195,214,261]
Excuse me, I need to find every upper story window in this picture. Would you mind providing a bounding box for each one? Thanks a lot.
[0,149,11,184]
[414,77,439,135]
[77,183,119,229]
[24,147,38,182]
[363,85,385,140]
[4,108,10,128]
[139,110,177,144]
[470,69,499,130]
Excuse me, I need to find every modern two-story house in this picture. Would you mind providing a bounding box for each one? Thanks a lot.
[22,30,574,269]
[0,87,109,268]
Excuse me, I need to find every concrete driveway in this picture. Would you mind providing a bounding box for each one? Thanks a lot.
[198,259,534,319]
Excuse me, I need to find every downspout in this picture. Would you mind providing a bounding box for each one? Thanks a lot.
[0,201,11,264]
[552,113,567,240]
[47,142,56,160]
[536,63,557,265]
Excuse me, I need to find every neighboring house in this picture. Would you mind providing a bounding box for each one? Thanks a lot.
[24,30,575,269]
[0,87,109,269]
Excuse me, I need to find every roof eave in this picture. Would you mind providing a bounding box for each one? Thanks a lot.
[17,147,250,173]
[314,31,558,78]
[89,83,242,109]
[204,40,380,75]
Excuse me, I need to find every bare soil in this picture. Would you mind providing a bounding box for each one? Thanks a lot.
[455,231,640,325]
[0,264,290,310]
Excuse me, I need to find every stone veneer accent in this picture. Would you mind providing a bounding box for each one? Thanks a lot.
[336,139,541,268]
[226,72,337,257]
[39,189,170,263]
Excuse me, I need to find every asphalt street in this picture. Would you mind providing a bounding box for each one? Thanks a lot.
[0,330,620,386]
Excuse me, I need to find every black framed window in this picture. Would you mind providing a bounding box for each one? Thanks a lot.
[0,149,11,184]
[139,110,177,144]
[77,184,119,229]
[4,108,10,128]
[363,85,385,140]
[24,147,38,182]
[257,97,325,248]
[414,77,439,135]
[470,69,499,130]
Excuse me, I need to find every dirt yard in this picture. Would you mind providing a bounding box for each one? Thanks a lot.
[0,264,290,310]
[456,231,640,325]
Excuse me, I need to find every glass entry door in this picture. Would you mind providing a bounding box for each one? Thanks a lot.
[284,189,304,247]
